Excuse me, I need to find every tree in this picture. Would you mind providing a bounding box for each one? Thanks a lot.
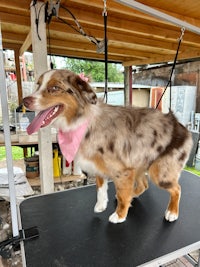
[63,58,124,83]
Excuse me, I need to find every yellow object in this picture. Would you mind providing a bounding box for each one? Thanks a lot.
[22,105,26,113]
[20,105,29,131]
[53,149,61,178]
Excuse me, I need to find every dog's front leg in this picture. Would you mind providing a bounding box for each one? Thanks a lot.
[94,176,108,213]
[109,169,135,224]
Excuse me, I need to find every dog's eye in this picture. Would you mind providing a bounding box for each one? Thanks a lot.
[67,88,74,94]
[52,86,60,91]
[47,86,61,93]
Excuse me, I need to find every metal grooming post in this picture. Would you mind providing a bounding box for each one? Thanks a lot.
[115,0,200,35]
[0,22,19,237]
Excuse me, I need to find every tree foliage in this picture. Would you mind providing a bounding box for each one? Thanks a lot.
[63,58,123,83]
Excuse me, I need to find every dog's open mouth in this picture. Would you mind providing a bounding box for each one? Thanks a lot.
[27,105,63,135]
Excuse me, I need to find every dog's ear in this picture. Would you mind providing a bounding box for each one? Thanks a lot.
[74,75,97,105]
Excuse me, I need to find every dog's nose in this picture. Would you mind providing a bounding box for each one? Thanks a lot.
[23,96,33,109]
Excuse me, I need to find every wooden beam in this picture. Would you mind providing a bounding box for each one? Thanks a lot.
[59,4,200,46]
[2,5,200,50]
[2,42,21,50]
[2,6,200,51]
[19,31,32,56]
[14,49,23,104]
[48,38,150,59]
[0,0,31,10]
[123,48,200,66]
[47,21,190,53]
[66,0,200,31]
[2,31,27,42]
[0,11,30,25]
[48,47,124,62]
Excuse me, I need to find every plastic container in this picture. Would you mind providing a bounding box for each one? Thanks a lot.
[24,156,39,179]
[62,157,72,175]
[53,149,61,178]
[20,113,30,131]
[15,104,35,133]
[73,156,82,175]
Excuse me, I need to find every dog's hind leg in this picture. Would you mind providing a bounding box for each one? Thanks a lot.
[164,184,181,222]
[109,169,135,224]
[94,176,108,213]
[149,159,181,222]
[133,172,149,197]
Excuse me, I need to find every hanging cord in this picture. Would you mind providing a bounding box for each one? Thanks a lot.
[57,3,108,102]
[58,4,100,46]
[47,22,54,69]
[103,0,108,103]
[156,27,185,110]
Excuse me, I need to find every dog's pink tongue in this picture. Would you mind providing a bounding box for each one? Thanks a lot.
[26,107,55,135]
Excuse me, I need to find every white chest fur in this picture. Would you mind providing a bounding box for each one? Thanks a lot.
[76,153,107,178]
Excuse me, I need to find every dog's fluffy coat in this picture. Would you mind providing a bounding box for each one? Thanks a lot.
[23,69,193,224]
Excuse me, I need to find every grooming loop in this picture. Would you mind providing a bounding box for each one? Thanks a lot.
[156,27,185,109]
[103,0,107,16]
[179,26,185,41]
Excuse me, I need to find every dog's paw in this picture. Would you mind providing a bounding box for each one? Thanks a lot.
[165,210,178,222]
[94,200,107,213]
[109,212,126,224]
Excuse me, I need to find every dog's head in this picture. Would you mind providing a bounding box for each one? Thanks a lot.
[23,69,97,134]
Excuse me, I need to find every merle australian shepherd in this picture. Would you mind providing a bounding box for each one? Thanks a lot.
[23,69,193,224]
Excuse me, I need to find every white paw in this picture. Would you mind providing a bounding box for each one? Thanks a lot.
[94,200,108,213]
[109,212,126,224]
[94,182,108,213]
[165,210,178,222]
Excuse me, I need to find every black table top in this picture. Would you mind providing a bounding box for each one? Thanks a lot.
[20,171,200,267]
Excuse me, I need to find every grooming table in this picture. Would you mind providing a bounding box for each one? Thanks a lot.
[20,171,200,267]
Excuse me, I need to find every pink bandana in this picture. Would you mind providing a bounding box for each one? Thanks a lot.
[58,121,89,164]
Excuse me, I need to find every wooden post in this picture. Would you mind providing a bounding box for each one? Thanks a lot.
[124,66,132,106]
[30,1,54,193]
[14,48,23,104]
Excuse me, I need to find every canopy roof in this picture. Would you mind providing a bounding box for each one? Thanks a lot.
[1,0,200,66]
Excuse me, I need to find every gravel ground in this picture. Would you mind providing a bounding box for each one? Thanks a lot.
[0,160,24,266]
[0,200,22,267]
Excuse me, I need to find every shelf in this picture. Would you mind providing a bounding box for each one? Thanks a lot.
[28,174,86,187]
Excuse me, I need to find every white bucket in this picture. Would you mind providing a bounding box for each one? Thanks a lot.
[73,156,82,175]
[195,156,200,171]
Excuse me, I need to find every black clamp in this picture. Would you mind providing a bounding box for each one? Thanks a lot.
[0,226,39,259]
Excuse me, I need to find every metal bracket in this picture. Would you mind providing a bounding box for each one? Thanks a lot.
[45,0,60,24]
[96,39,105,53]
[0,226,39,259]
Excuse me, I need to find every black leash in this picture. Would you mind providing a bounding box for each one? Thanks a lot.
[156,27,185,110]
[103,0,108,103]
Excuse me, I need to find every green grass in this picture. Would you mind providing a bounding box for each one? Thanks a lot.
[184,166,200,176]
[0,146,24,161]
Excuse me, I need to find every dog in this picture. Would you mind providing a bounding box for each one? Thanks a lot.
[23,69,193,224]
